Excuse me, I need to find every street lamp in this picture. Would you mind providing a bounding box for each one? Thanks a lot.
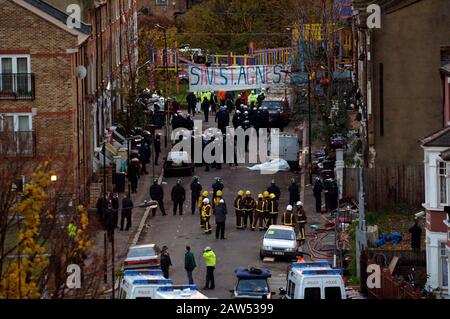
[155,24,169,148]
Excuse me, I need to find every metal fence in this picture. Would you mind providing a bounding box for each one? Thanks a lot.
[0,73,35,100]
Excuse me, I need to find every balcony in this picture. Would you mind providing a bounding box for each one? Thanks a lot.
[0,131,36,157]
[0,73,35,100]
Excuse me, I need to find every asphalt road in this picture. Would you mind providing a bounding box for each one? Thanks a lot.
[137,114,321,298]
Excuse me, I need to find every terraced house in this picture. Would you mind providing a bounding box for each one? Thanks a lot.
[0,0,138,205]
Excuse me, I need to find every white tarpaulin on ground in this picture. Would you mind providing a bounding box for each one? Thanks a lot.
[188,64,290,92]
[247,158,290,173]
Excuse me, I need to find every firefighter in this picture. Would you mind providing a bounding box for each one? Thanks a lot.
[296,201,307,243]
[213,190,223,208]
[252,194,266,231]
[234,190,245,229]
[281,205,296,227]
[202,198,212,234]
[242,190,255,229]
[190,176,202,215]
[198,190,209,228]
[267,179,281,200]
[263,191,271,230]
[212,177,224,198]
[268,193,279,226]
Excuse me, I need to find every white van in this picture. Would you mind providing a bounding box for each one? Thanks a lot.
[154,285,208,299]
[118,269,173,299]
[284,262,346,299]
[268,133,301,170]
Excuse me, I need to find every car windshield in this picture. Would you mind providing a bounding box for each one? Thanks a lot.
[236,279,269,293]
[265,229,295,240]
[127,247,157,258]
[261,100,284,111]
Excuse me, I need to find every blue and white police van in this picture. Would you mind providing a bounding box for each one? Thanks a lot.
[154,285,208,299]
[118,269,173,299]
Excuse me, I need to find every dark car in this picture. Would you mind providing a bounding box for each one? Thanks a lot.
[260,99,290,130]
[231,267,273,299]
[163,151,194,177]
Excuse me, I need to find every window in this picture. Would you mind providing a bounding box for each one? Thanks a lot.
[439,162,449,205]
[287,280,295,299]
[440,242,448,287]
[325,287,342,300]
[304,287,321,299]
[0,55,31,97]
[0,113,33,156]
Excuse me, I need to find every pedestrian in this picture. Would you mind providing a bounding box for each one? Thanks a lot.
[313,177,323,213]
[296,201,307,243]
[187,92,197,115]
[409,219,422,252]
[234,190,245,229]
[214,199,227,239]
[202,97,209,122]
[154,134,161,165]
[268,193,279,226]
[171,179,186,216]
[267,179,281,200]
[252,194,266,231]
[184,245,197,285]
[110,193,119,229]
[139,142,151,175]
[203,246,216,290]
[104,202,116,242]
[201,198,212,234]
[288,178,300,206]
[212,177,224,198]
[149,178,166,216]
[191,176,202,215]
[120,194,134,231]
[96,194,106,226]
[160,246,172,279]
[281,205,296,227]
[127,159,139,193]
[242,190,255,229]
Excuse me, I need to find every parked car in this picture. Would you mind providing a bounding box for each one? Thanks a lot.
[260,225,299,261]
[163,151,194,177]
[231,267,273,299]
[260,98,290,130]
[124,244,161,270]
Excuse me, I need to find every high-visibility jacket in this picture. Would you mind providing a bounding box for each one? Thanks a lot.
[205,91,212,102]
[263,199,270,213]
[203,250,216,267]
[213,196,222,208]
[68,223,78,239]
[201,204,212,218]
[198,195,208,208]
[234,196,244,211]
[282,212,296,226]
[248,93,258,105]
[255,199,266,213]
[297,208,307,224]
[269,200,279,215]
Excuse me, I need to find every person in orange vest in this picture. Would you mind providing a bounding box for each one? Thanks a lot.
[234,190,245,229]
[202,198,212,234]
[252,194,266,231]
[281,205,296,227]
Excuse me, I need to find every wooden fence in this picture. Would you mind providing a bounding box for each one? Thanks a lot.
[343,165,424,210]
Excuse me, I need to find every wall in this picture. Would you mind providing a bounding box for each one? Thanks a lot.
[371,0,450,165]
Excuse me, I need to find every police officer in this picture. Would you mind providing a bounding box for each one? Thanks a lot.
[202,198,212,234]
[149,178,166,216]
[263,191,271,230]
[216,106,230,134]
[296,201,307,243]
[212,177,224,198]
[267,179,281,200]
[171,179,186,216]
[198,190,209,228]
[232,110,244,129]
[252,194,266,231]
[234,190,245,229]
[268,193,279,226]
[202,95,209,122]
[313,177,324,213]
[190,176,202,215]
[242,190,255,229]
[288,178,300,206]
[120,194,134,231]
[281,205,296,227]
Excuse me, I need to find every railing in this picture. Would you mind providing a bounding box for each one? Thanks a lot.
[0,131,36,157]
[0,73,35,100]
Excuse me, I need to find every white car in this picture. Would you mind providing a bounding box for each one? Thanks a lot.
[260,225,299,260]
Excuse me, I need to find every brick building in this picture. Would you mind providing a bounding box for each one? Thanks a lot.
[0,0,138,204]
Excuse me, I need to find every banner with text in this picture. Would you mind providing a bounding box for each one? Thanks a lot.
[188,64,290,92]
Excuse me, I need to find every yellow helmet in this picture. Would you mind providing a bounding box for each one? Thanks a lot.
[245,190,251,196]
[263,191,269,198]
[270,193,276,199]
[237,190,244,196]
[202,191,209,197]
[216,190,223,197]
[258,193,263,199]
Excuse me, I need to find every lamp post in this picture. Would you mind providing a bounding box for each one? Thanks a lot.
[155,24,169,148]
[308,73,313,185]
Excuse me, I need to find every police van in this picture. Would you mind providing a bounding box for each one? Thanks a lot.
[118,269,173,299]
[282,262,346,299]
[154,285,208,299]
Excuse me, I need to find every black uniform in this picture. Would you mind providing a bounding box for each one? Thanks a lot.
[160,252,172,279]
[186,92,197,115]
[111,196,119,228]
[120,197,134,231]
[154,136,161,165]
[150,182,166,216]
[104,207,116,242]
[96,197,107,226]
[191,181,202,215]
[171,184,186,215]
[313,179,323,213]
[267,184,281,200]
[288,182,300,205]
[212,181,224,198]
[202,99,209,122]
[216,108,230,134]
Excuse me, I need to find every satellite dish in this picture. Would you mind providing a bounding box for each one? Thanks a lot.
[75,65,87,79]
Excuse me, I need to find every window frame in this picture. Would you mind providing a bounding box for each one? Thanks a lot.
[439,242,448,288]
[0,113,32,132]
[438,161,449,206]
